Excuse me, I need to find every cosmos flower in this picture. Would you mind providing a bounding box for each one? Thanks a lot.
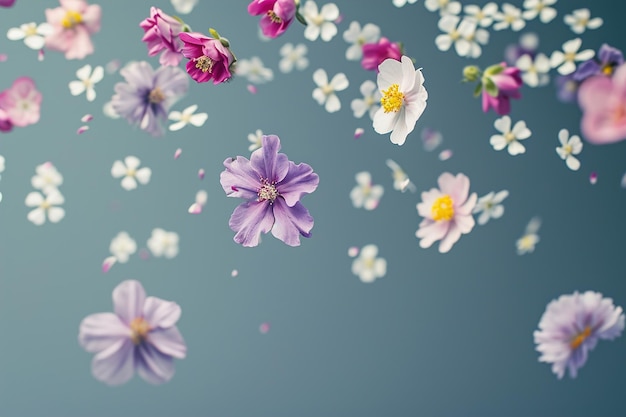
[534,291,624,379]
[350,171,384,210]
[489,115,531,155]
[516,217,540,254]
[342,21,380,61]
[25,189,65,226]
[147,228,180,258]
[373,55,428,146]
[564,8,603,34]
[6,22,53,50]
[248,0,296,39]
[0,77,42,128]
[351,80,381,120]
[78,280,187,385]
[550,38,595,76]
[179,31,235,84]
[351,244,387,283]
[219,134,319,247]
[109,231,137,263]
[68,64,104,102]
[302,1,339,42]
[140,7,185,67]
[279,43,308,73]
[573,44,624,82]
[111,156,152,191]
[416,172,477,253]
[361,37,401,71]
[472,190,508,225]
[312,68,349,113]
[235,56,274,84]
[44,0,101,60]
[556,129,583,170]
[111,61,188,137]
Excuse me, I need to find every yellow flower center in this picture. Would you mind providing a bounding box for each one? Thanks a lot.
[194,56,215,73]
[564,52,576,62]
[505,14,515,23]
[321,84,334,95]
[258,179,279,203]
[41,200,51,209]
[518,234,536,250]
[267,10,282,23]
[148,87,165,104]
[563,144,572,155]
[536,3,545,10]
[127,168,136,177]
[312,15,325,25]
[570,326,591,350]
[504,132,516,143]
[24,24,38,37]
[62,10,83,29]
[449,30,460,41]
[364,257,375,269]
[602,64,614,76]
[129,317,151,345]
[431,195,455,221]
[381,84,404,113]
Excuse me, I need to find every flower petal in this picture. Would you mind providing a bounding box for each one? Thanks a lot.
[278,161,319,207]
[148,326,186,359]
[113,280,146,325]
[136,342,175,385]
[228,201,274,247]
[143,296,181,329]
[91,338,135,386]
[79,312,130,353]
[270,199,314,246]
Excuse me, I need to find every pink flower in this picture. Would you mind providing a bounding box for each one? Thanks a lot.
[481,63,523,115]
[179,32,235,84]
[361,37,402,72]
[45,0,101,60]
[0,109,12,132]
[0,0,15,7]
[140,7,185,67]
[416,172,477,253]
[248,0,296,38]
[578,63,626,144]
[0,77,42,127]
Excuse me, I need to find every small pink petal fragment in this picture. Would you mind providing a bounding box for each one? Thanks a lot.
[589,171,598,185]
[195,190,208,205]
[438,149,453,161]
[354,127,364,139]
[0,54,8,62]
[139,248,150,260]
[174,148,182,159]
[106,59,121,74]
[259,322,270,334]
[422,127,443,152]
[348,246,359,257]
[231,269,238,277]
[102,256,117,273]
[76,125,89,135]
[188,203,202,214]
[198,168,205,180]
[247,84,257,94]
[81,114,93,123]
[37,49,44,61]
[335,14,344,24]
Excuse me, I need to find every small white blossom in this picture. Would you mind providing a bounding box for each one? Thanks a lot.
[550,38,595,76]
[493,3,526,31]
[472,190,509,225]
[342,21,380,61]
[350,171,384,210]
[351,244,387,283]
[25,189,65,225]
[235,56,274,84]
[386,159,416,192]
[248,129,264,152]
[147,228,179,259]
[463,3,498,27]
[435,15,488,58]
[168,105,208,131]
[6,22,53,50]
[109,231,137,263]
[351,80,381,120]
[170,0,198,14]
[111,156,152,191]
[564,8,603,34]
[517,217,541,255]
[490,116,532,156]
[279,43,308,73]
[516,53,551,87]
[312,69,349,113]
[522,0,557,23]
[556,129,583,171]
[31,162,63,194]
[69,64,104,102]
[302,1,340,42]
[393,0,418,7]
[425,0,462,16]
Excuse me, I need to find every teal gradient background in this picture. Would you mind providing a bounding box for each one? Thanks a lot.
[0,0,625,416]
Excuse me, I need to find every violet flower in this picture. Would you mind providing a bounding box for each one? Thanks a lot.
[555,74,579,103]
[179,31,235,84]
[110,61,188,137]
[361,37,402,71]
[573,43,624,82]
[78,280,187,385]
[248,0,296,39]
[140,7,186,67]
[220,134,319,247]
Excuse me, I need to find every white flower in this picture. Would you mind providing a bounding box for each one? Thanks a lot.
[550,38,595,76]
[279,43,308,73]
[351,80,381,120]
[235,56,274,84]
[188,190,208,214]
[31,162,63,194]
[168,105,208,131]
[351,244,387,283]
[147,228,179,259]
[68,64,104,102]
[373,55,428,146]
[111,156,152,191]
[472,190,509,225]
[386,159,416,192]
[516,53,551,87]
[463,2,498,27]
[302,1,340,42]
[350,171,384,210]
[342,21,380,61]
[170,0,198,14]
[25,189,65,225]
[556,129,583,171]
[564,8,603,34]
[393,0,418,7]
[312,68,349,113]
[425,0,462,16]
[102,101,120,119]
[248,129,264,152]
[517,217,541,255]
[109,231,137,263]
[490,116,531,156]
[435,16,488,58]
[522,0,557,23]
[6,22,53,50]
[0,155,5,173]
[493,3,526,31]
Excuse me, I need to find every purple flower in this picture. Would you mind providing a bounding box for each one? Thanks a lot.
[111,61,188,137]
[573,43,624,82]
[248,0,296,39]
[78,280,187,385]
[534,291,624,379]
[179,31,235,84]
[220,134,319,247]
[140,7,185,67]
[555,74,579,103]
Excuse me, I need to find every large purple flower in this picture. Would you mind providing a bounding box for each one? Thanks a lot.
[573,43,624,82]
[78,280,187,385]
[111,61,188,137]
[220,134,319,247]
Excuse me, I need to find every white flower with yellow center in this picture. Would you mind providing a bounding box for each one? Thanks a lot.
[493,3,526,31]
[247,129,264,152]
[69,64,104,102]
[393,0,418,7]
[302,1,340,42]
[351,80,381,120]
[312,68,349,113]
[168,105,208,131]
[342,21,380,61]
[564,8,603,34]
[556,129,583,171]
[351,244,387,283]
[516,53,551,87]
[279,43,309,73]
[425,0,462,16]
[111,156,152,191]
[7,22,53,50]
[517,217,541,255]
[147,228,180,259]
[489,116,531,156]
[350,171,384,210]
[472,190,509,225]
[25,189,65,226]
[463,3,498,27]
[235,56,274,84]
[522,0,557,23]
[31,162,63,194]
[550,38,595,76]
[109,231,137,263]
[373,55,428,146]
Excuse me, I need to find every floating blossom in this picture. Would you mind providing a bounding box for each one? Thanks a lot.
[342,21,380,61]
[179,31,236,84]
[198,168,205,180]
[78,280,187,385]
[421,127,443,151]
[235,56,274,84]
[76,125,89,134]
[574,44,624,82]
[109,231,137,263]
[490,116,531,155]
[101,256,117,273]
[463,3,498,27]
[472,190,508,225]
[516,216,540,255]
[248,129,264,152]
[424,0,462,16]
[259,322,270,334]
[351,80,381,120]
[69,64,103,102]
[351,244,387,283]
[220,134,319,247]
[279,42,308,73]
[348,246,359,257]
[493,3,526,31]
[168,104,207,131]
[564,8,603,34]
[516,53,550,87]
[556,129,583,170]
[0,77,42,127]
[312,68,349,113]
[361,37,402,71]
[140,7,185,67]
[147,228,180,258]
[386,159,416,192]
[373,56,428,146]
[435,15,488,58]
[7,22,53,50]
[31,162,63,193]
[248,0,296,39]
[111,61,189,137]
[550,38,595,76]
[555,74,579,103]
[302,1,339,42]
[393,0,417,7]
[188,190,208,214]
[463,63,522,115]
[350,171,384,210]
[45,0,101,60]
[111,156,152,191]
[416,172,477,253]
[534,291,624,379]
[522,0,557,23]
[81,114,93,123]
[173,148,182,159]
[171,0,198,14]
[25,189,65,225]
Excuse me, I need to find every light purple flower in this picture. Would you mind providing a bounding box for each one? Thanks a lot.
[111,61,188,137]
[78,280,186,385]
[220,134,319,247]
[534,291,624,379]
[573,44,624,82]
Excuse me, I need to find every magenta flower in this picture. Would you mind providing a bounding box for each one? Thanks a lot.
[248,0,296,38]
[361,37,402,71]
[578,63,626,144]
[0,77,42,128]
[480,63,523,115]
[0,0,15,7]
[179,31,235,84]
[44,0,101,60]
[220,134,319,247]
[416,172,477,253]
[78,280,187,385]
[0,109,12,132]
[140,7,185,67]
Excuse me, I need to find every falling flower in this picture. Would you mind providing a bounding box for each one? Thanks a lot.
[463,2,498,27]
[111,156,152,191]
[438,149,453,161]
[351,244,387,283]
[421,127,443,151]
[259,322,271,334]
[516,53,550,87]
[0,77,42,127]
[556,129,583,170]
[147,228,180,258]
[179,31,236,84]
[472,190,508,225]
[31,162,63,193]
[6,22,53,50]
[564,8,603,34]
[435,15,489,59]
[351,80,381,120]
[534,291,624,379]
[522,0,557,23]
[574,44,624,82]
[247,129,264,152]
[171,0,198,14]
[25,189,65,225]
[373,55,428,146]
[76,125,89,134]
[312,68,349,113]
[78,280,186,385]
[81,114,93,122]
[101,256,117,273]
[550,38,595,76]
[248,0,296,39]
[140,7,185,67]
[348,246,359,257]
[493,3,526,31]
[68,64,103,102]
[342,21,380,61]
[235,56,274,84]
[279,42,308,73]
[168,104,208,131]
[350,171,384,210]
[393,0,417,7]
[174,148,182,159]
[516,216,540,255]
[416,172,477,253]
[354,127,364,139]
[231,269,239,277]
[464,63,523,115]
[424,0,462,16]
[247,84,258,94]
[44,0,101,60]
[361,37,402,71]
[111,61,188,137]
[188,190,208,214]
[109,231,137,263]
[198,168,205,180]
[219,134,319,247]
[386,159,415,192]
[302,1,339,42]
[490,116,531,155]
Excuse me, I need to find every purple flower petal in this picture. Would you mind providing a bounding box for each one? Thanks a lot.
[136,342,176,384]
[148,326,186,359]
[277,161,319,207]
[229,201,275,247]
[91,338,135,386]
[78,312,130,353]
[220,156,262,200]
[250,135,289,182]
[143,296,181,329]
[113,280,146,325]
[270,199,314,246]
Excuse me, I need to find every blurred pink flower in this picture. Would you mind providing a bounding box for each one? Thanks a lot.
[0,108,12,132]
[482,63,523,115]
[0,77,42,127]
[45,0,101,60]
[361,37,401,71]
[0,0,15,7]
[179,31,235,84]
[140,7,185,66]
[248,0,296,38]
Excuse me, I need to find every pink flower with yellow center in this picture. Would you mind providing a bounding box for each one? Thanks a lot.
[44,0,101,60]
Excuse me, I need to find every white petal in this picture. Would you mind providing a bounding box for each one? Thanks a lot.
[76,64,92,81]
[312,68,328,87]
[330,73,349,91]
[124,156,141,170]
[566,156,580,171]
[320,22,337,42]
[135,167,152,185]
[494,116,511,133]
[168,111,182,121]
[507,141,526,155]
[7,27,25,40]
[24,35,45,50]
[587,17,603,29]
[325,94,341,113]
[111,160,126,178]
[27,208,46,225]
[69,81,86,96]
[490,135,507,151]
[189,113,208,127]
[90,66,104,84]
[48,207,65,223]
[435,34,452,52]
[86,87,96,102]
[121,176,137,191]
[25,191,44,207]
[312,88,326,105]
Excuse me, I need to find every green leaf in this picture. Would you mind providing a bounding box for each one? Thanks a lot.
[484,78,499,97]
[296,11,308,26]
[473,82,483,97]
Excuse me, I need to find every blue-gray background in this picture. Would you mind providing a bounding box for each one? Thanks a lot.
[0,0,625,416]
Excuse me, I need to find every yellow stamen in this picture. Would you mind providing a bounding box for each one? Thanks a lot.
[24,25,38,37]
[130,317,151,345]
[570,326,592,350]
[258,179,279,203]
[602,64,614,76]
[564,52,576,62]
[194,56,215,73]
[148,87,165,104]
[61,10,83,29]
[431,195,455,222]
[381,84,405,113]
[504,132,516,143]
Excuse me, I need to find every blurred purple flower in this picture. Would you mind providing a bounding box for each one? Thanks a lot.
[573,43,624,82]
[140,7,185,67]
[504,32,538,65]
[555,74,579,103]
[220,134,319,247]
